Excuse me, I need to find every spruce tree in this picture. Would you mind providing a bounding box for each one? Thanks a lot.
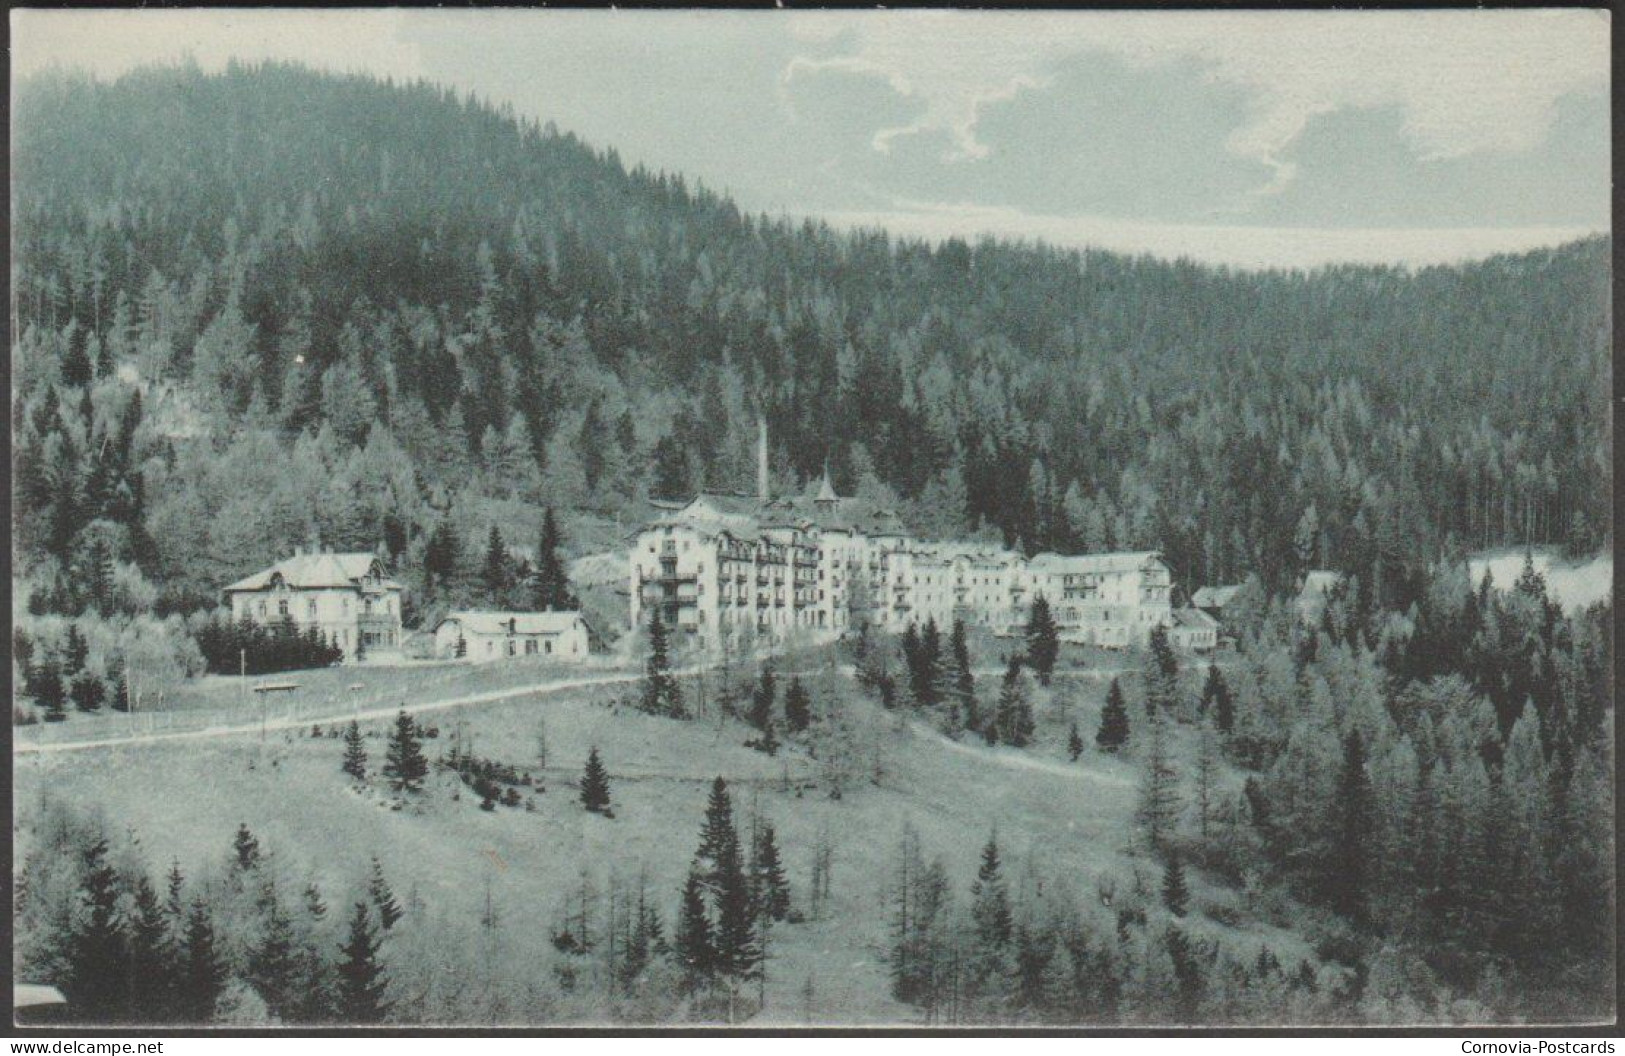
[248,890,301,1022]
[1199,663,1233,733]
[233,823,261,872]
[382,709,427,793]
[748,664,776,731]
[1162,852,1190,917]
[673,867,715,993]
[994,656,1034,747]
[342,720,367,780]
[65,622,90,675]
[968,832,1013,994]
[64,836,130,1023]
[1143,624,1179,716]
[70,670,105,712]
[1096,677,1130,753]
[1067,721,1084,761]
[641,608,685,718]
[1327,728,1374,925]
[1026,595,1060,685]
[336,901,388,1024]
[368,858,402,931]
[1164,924,1204,1022]
[1137,711,1180,856]
[918,618,943,708]
[950,618,979,733]
[751,821,791,922]
[580,745,612,814]
[534,507,577,610]
[783,676,811,734]
[37,659,67,721]
[692,778,757,980]
[695,778,738,891]
[178,898,226,1024]
[126,875,176,1024]
[481,524,510,602]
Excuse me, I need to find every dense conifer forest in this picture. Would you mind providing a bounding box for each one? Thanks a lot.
[10,61,1611,628]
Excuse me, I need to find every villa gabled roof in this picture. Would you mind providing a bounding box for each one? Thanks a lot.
[434,611,585,637]
[1171,607,1220,629]
[223,552,401,594]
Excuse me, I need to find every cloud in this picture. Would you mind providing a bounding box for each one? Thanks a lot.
[781,9,1610,196]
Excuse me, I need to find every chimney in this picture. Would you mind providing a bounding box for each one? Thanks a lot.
[757,414,770,505]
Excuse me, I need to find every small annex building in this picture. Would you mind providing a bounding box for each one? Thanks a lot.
[432,611,590,663]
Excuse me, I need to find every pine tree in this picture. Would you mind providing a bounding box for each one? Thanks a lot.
[336,901,388,1024]
[1162,852,1190,917]
[783,676,811,734]
[1327,728,1374,925]
[342,720,367,780]
[1199,663,1233,733]
[368,858,402,931]
[1067,722,1084,761]
[1137,711,1180,856]
[580,746,612,814]
[64,836,130,1022]
[382,709,427,793]
[178,898,226,1024]
[1096,677,1130,753]
[1025,595,1060,685]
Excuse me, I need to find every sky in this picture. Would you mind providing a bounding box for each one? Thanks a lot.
[11,8,1612,269]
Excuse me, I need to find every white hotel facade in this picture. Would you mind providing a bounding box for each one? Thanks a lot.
[628,469,1196,653]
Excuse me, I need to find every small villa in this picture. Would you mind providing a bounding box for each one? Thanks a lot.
[431,611,591,664]
[222,549,404,661]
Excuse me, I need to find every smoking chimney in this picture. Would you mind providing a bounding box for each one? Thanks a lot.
[757,415,770,505]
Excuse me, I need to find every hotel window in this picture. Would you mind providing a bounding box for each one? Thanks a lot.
[545,640,553,654]
[306,599,317,617]
[278,599,289,617]
[258,600,267,616]
[507,640,517,657]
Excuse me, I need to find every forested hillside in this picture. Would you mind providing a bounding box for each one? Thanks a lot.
[10,61,1612,623]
